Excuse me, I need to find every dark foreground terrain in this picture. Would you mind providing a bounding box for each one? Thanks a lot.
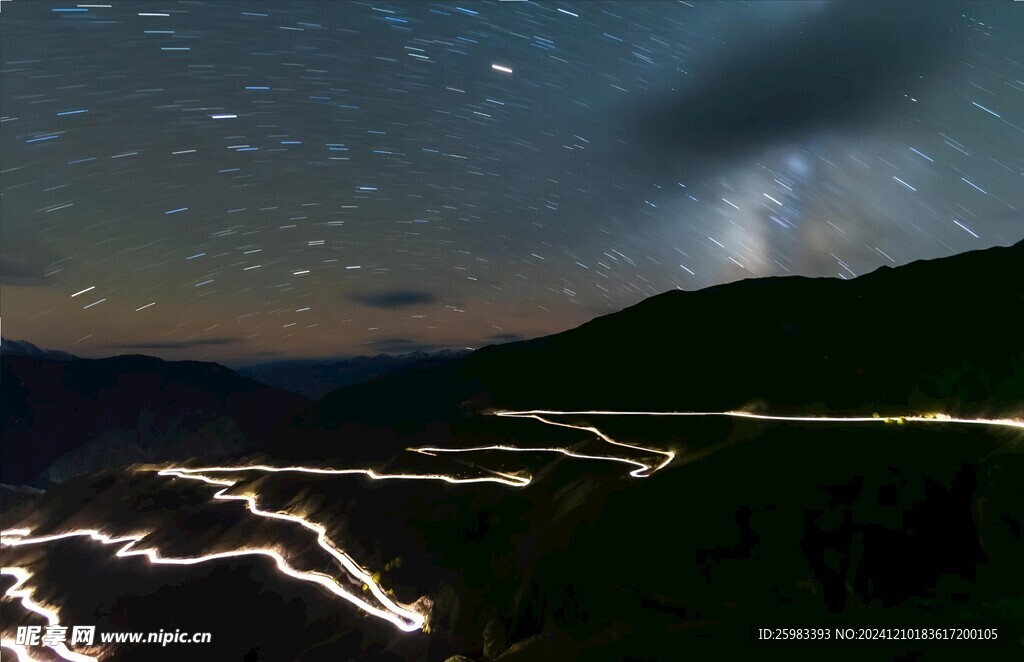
[2,242,1022,661]
[3,415,1022,661]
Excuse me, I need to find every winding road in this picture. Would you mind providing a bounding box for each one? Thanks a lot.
[3,409,1021,660]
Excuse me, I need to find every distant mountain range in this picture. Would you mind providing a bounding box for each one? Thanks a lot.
[1,353,309,485]
[1,338,78,360]
[237,349,469,399]
[0,342,466,486]
[269,240,1024,464]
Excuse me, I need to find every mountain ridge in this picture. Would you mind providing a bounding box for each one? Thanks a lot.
[266,240,1023,464]
[0,338,78,361]
[237,349,470,399]
[1,353,310,485]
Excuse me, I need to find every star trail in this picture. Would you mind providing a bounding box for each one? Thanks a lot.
[1,1,1022,362]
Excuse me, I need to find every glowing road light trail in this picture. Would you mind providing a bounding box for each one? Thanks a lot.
[412,444,655,478]
[505,413,676,476]
[3,407,1019,655]
[159,464,529,487]
[416,410,1023,480]
[1,566,99,662]
[2,474,428,633]
[158,465,529,626]
[414,413,676,478]
[4,525,421,633]
[493,410,1024,431]
[0,463,535,640]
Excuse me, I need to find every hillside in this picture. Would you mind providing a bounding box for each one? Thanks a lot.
[268,241,1023,465]
[237,350,469,400]
[1,354,309,485]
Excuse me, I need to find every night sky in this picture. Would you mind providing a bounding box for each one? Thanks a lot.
[2,1,1022,364]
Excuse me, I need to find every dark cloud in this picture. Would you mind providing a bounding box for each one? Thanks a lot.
[348,290,437,309]
[0,244,62,286]
[109,338,239,350]
[631,1,963,162]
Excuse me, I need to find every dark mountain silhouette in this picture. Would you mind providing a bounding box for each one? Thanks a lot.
[1,337,77,361]
[1,354,309,485]
[237,349,469,399]
[268,240,1023,465]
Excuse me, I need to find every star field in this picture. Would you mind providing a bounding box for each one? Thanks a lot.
[2,1,1022,363]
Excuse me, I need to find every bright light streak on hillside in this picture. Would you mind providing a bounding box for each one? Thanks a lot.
[161,464,529,487]
[414,412,675,478]
[1,566,99,662]
[0,463,532,643]
[3,407,1019,658]
[2,471,428,634]
[495,410,1024,430]
[415,410,1023,480]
